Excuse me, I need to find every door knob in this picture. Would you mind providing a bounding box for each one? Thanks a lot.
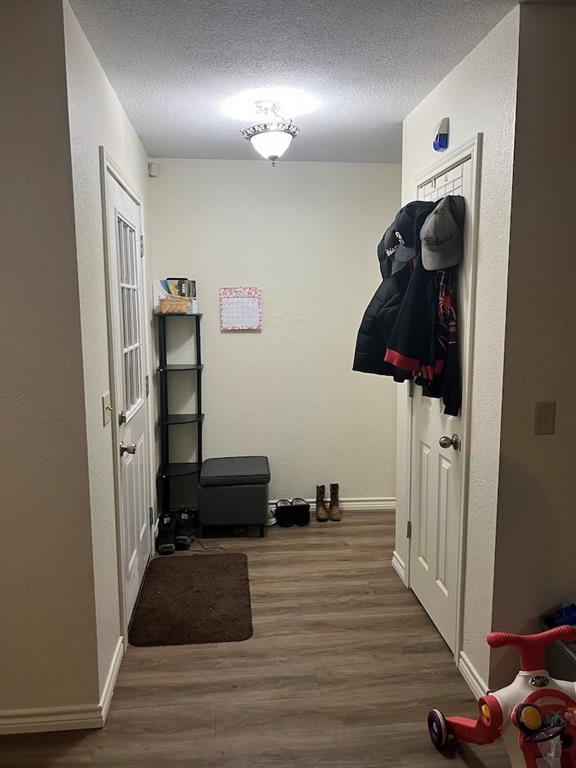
[439,433,460,450]
[120,442,137,456]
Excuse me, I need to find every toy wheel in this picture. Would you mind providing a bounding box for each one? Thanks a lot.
[428,709,448,750]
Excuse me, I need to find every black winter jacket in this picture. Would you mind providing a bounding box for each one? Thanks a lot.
[352,265,412,379]
[385,259,461,416]
[353,198,461,415]
[353,202,436,378]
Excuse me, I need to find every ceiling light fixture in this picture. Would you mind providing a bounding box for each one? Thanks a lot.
[241,101,300,166]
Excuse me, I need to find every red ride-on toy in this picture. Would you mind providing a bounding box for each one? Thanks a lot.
[428,626,576,767]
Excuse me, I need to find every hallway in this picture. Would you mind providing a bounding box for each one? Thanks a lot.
[0,512,507,767]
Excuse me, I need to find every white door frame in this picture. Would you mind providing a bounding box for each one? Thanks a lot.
[403,134,483,663]
[99,146,152,645]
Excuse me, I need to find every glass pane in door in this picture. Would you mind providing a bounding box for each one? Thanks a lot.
[116,216,143,415]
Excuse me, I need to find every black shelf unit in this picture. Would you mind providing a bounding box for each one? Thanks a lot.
[158,413,204,425]
[156,313,203,514]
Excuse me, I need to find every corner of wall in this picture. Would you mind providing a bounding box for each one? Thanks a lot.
[63,0,149,700]
[399,5,521,686]
[489,1,576,690]
[1,0,100,723]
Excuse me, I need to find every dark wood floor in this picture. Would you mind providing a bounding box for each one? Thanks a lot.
[0,511,508,767]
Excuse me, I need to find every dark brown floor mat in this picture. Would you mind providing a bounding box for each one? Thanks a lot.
[128,552,253,646]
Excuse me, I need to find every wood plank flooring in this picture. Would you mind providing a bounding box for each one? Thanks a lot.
[0,511,508,767]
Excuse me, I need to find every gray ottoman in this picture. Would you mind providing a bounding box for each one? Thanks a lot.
[199,456,270,537]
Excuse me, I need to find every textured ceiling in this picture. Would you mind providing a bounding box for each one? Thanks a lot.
[69,0,518,162]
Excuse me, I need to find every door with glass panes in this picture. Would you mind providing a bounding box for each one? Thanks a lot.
[104,165,151,624]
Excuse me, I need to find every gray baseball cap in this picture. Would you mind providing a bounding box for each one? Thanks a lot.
[420,195,465,270]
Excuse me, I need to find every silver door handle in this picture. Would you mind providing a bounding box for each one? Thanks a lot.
[120,442,137,456]
[439,434,460,450]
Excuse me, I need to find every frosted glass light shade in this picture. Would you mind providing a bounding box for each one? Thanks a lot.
[250,130,293,160]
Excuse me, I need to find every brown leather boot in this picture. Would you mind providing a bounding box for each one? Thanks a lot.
[315,485,329,522]
[328,483,342,521]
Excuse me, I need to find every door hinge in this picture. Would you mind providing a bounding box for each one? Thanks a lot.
[406,520,412,539]
[145,374,150,398]
[149,507,154,526]
[408,381,414,398]
[118,409,126,425]
[140,234,144,258]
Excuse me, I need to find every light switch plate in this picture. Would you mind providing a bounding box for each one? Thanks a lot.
[102,391,112,426]
[534,401,556,435]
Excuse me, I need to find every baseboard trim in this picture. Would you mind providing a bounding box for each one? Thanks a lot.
[0,704,103,735]
[458,651,488,699]
[0,635,125,734]
[391,550,407,585]
[99,636,124,722]
[270,497,395,513]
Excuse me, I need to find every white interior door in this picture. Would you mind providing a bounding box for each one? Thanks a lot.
[104,165,151,624]
[408,155,477,652]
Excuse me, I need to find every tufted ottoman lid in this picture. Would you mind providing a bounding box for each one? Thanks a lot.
[200,456,270,487]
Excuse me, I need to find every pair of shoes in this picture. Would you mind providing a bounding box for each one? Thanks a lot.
[157,509,195,555]
[316,484,342,522]
[275,498,311,527]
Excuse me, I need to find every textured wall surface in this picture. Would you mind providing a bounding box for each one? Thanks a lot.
[68,0,515,161]
[490,3,576,688]
[397,8,520,684]
[147,159,401,502]
[0,0,99,711]
[64,1,150,696]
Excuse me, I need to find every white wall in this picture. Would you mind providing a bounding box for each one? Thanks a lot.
[148,159,401,504]
[396,8,520,684]
[63,1,150,696]
[490,3,576,687]
[0,0,99,717]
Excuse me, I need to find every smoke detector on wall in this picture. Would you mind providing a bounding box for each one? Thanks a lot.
[241,100,300,166]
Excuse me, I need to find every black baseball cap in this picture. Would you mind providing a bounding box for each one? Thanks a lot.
[377,224,402,277]
[393,201,437,263]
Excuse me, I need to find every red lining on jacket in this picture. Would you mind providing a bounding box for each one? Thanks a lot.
[384,349,445,380]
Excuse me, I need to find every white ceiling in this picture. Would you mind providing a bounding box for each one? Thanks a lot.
[70,0,518,162]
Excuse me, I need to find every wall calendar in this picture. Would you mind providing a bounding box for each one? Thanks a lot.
[219,287,262,331]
